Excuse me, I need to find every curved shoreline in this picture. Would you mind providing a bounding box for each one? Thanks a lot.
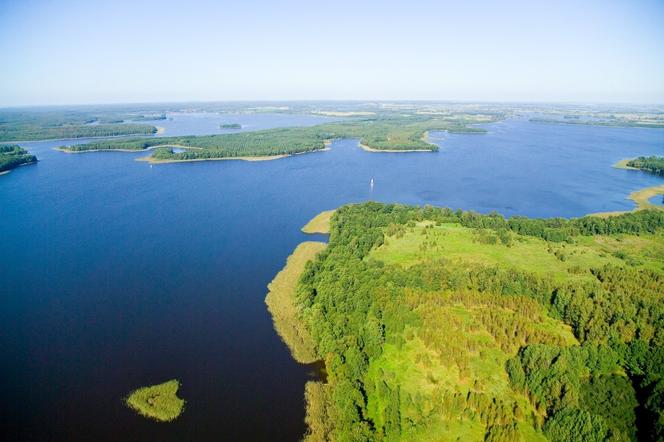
[358,142,435,153]
[301,210,334,234]
[265,241,327,364]
[613,158,640,170]
[590,183,664,217]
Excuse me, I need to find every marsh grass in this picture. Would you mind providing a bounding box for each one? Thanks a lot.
[301,210,334,234]
[265,241,326,363]
[125,379,185,422]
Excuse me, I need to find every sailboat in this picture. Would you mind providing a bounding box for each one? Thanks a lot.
[370,178,374,189]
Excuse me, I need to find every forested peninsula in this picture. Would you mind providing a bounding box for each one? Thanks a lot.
[271,204,664,441]
[0,145,37,174]
[56,115,496,161]
[625,156,664,176]
[0,109,159,142]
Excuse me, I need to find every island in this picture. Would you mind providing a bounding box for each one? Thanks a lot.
[220,123,242,129]
[0,144,37,174]
[55,114,497,162]
[268,204,664,441]
[125,379,185,422]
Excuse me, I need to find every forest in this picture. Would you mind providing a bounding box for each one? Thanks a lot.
[0,144,37,173]
[0,108,159,142]
[57,114,497,159]
[627,156,664,176]
[288,203,664,441]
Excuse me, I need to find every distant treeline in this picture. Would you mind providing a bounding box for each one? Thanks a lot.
[530,117,664,129]
[0,109,160,142]
[0,144,37,172]
[58,115,497,159]
[627,156,664,176]
[292,202,664,441]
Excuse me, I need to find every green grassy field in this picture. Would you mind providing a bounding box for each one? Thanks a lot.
[125,379,185,422]
[370,221,664,279]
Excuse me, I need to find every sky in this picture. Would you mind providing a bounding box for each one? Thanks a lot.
[1,0,663,106]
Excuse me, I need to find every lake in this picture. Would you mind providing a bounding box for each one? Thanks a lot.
[1,114,663,440]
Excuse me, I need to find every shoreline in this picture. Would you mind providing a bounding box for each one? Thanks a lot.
[590,183,664,217]
[265,241,327,364]
[358,142,434,153]
[301,210,334,234]
[613,158,640,170]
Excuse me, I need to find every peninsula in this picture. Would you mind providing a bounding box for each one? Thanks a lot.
[270,204,664,441]
[0,144,37,174]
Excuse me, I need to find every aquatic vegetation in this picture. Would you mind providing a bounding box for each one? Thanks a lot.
[125,379,185,422]
[265,241,327,363]
[301,210,334,234]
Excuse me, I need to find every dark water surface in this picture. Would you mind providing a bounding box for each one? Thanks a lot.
[1,116,663,441]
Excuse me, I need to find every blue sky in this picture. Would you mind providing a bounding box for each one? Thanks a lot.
[1,0,663,105]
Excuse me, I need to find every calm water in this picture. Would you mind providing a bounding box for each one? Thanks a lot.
[1,115,663,441]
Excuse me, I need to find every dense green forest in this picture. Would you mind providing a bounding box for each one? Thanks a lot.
[0,144,37,173]
[57,115,496,159]
[0,109,159,141]
[288,203,664,441]
[627,156,664,176]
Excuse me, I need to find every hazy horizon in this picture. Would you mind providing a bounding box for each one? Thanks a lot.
[1,0,663,106]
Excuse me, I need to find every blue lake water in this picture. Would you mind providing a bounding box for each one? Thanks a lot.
[1,115,663,440]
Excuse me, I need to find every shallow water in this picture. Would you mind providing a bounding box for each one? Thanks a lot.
[1,115,662,440]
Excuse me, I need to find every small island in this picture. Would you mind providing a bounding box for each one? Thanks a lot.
[0,144,37,174]
[125,379,185,422]
[220,123,242,129]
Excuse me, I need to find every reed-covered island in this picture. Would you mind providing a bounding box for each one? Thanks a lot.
[270,204,664,441]
[125,379,185,422]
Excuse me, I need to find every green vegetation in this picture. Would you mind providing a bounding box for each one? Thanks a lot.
[279,203,664,441]
[0,144,37,173]
[220,123,242,129]
[125,379,185,422]
[265,241,327,363]
[301,210,335,234]
[57,114,498,160]
[626,156,664,176]
[0,109,159,141]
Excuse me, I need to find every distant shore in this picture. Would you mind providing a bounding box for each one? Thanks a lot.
[358,143,433,153]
